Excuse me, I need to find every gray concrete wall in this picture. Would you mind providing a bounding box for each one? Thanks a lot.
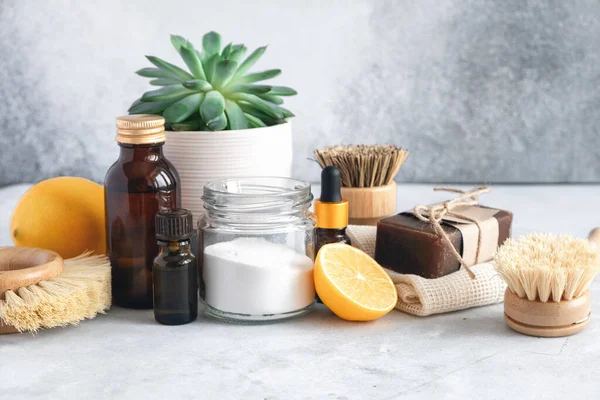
[1,0,598,184]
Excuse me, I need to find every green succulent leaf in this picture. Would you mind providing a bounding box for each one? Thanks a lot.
[179,44,207,80]
[129,98,175,114]
[224,84,271,95]
[202,53,221,82]
[141,84,196,102]
[233,93,283,119]
[239,102,283,126]
[150,77,182,86]
[221,43,233,58]
[202,31,222,56]
[146,56,194,81]
[170,34,188,52]
[200,90,226,122]
[233,46,266,80]
[206,113,228,131]
[236,69,281,84]
[278,106,295,118]
[244,113,267,128]
[183,79,213,91]
[171,117,208,131]
[268,86,297,96]
[163,93,204,123]
[228,45,247,63]
[224,100,248,130]
[136,68,180,80]
[258,94,283,105]
[212,60,238,89]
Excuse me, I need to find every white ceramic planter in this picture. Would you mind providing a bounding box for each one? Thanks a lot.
[163,121,293,225]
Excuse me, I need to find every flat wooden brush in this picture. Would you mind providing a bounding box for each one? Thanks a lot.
[0,247,111,334]
[494,234,600,337]
[314,145,409,225]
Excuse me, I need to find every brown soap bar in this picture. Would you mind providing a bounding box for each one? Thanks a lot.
[375,207,513,279]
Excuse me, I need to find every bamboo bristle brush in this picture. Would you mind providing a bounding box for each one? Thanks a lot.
[314,145,409,225]
[494,234,600,337]
[0,247,111,334]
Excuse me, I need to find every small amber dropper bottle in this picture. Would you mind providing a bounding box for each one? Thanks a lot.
[314,166,351,256]
[153,209,198,325]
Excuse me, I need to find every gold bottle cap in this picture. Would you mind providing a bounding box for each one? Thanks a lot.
[115,114,166,145]
[314,199,349,229]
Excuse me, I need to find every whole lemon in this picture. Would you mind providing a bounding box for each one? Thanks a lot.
[10,177,106,258]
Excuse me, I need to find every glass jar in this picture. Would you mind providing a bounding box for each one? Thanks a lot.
[199,177,316,323]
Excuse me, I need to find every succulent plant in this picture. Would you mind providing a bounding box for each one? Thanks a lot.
[129,32,297,131]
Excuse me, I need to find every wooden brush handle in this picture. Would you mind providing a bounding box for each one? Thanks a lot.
[504,288,591,337]
[0,247,64,296]
[341,182,397,226]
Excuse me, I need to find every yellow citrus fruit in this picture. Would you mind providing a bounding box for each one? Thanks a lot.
[314,243,397,321]
[10,177,106,259]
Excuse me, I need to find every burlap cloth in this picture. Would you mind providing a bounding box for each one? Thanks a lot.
[347,225,506,316]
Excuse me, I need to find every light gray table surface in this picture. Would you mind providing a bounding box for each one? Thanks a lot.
[1,183,599,399]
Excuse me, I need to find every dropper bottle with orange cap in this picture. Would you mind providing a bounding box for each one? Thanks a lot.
[314,166,352,256]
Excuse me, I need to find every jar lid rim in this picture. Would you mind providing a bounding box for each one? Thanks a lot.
[203,177,311,198]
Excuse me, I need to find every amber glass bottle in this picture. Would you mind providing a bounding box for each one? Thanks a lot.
[105,115,180,309]
[314,166,351,256]
[153,209,197,325]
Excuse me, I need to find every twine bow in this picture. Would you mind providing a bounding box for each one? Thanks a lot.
[413,186,491,280]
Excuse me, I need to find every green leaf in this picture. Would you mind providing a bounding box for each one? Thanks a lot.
[179,44,207,80]
[238,102,283,125]
[236,69,281,84]
[268,86,297,96]
[258,94,283,105]
[150,78,182,86]
[141,84,196,102]
[232,93,283,119]
[129,98,175,114]
[228,45,247,63]
[233,46,266,79]
[172,117,208,131]
[146,56,194,81]
[224,84,271,95]
[244,113,267,128]
[170,34,188,52]
[211,60,238,89]
[163,93,204,123]
[136,67,180,80]
[202,31,222,56]
[129,98,143,109]
[200,90,226,122]
[278,106,295,118]
[224,100,248,130]
[221,43,233,58]
[183,79,213,91]
[202,53,221,82]
[206,113,227,131]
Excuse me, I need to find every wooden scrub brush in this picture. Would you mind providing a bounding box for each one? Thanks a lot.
[0,247,111,334]
[494,234,600,337]
[314,145,409,225]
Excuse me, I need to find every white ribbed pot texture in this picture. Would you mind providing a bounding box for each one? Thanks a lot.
[163,121,293,225]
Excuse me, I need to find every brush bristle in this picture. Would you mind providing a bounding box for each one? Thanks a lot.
[494,234,600,302]
[0,253,111,333]
[314,145,409,188]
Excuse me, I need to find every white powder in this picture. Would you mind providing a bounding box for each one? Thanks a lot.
[203,237,315,316]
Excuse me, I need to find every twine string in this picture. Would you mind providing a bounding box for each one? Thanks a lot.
[413,186,491,280]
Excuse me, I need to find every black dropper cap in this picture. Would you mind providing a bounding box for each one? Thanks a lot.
[155,208,194,241]
[320,166,343,203]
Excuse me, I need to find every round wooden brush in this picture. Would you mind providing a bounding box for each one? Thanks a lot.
[314,145,409,225]
[0,247,111,334]
[494,234,600,337]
